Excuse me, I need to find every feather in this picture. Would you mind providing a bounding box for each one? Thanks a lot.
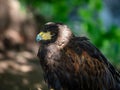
[37,22,120,90]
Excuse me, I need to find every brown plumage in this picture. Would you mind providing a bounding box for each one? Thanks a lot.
[36,22,120,90]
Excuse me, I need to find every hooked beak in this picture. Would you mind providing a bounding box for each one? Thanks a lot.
[36,31,52,42]
[36,34,42,42]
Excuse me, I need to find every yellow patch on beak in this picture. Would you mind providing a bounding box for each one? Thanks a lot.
[39,31,52,40]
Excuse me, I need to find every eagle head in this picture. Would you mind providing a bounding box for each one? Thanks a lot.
[36,22,72,47]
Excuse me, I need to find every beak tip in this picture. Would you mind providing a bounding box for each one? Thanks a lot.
[36,35,42,42]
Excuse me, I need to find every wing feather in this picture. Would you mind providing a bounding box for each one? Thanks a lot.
[58,37,119,90]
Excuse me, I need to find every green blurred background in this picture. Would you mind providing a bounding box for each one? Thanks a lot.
[0,0,120,90]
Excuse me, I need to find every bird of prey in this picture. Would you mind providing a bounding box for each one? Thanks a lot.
[36,22,120,90]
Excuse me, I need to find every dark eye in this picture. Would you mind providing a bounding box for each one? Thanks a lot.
[52,33,56,37]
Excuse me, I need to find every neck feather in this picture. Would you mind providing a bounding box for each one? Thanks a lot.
[55,25,72,49]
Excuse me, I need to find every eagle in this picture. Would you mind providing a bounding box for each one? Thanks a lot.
[36,22,120,90]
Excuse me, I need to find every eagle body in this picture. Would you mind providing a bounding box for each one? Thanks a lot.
[37,22,120,90]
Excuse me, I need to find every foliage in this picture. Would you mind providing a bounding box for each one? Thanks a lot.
[19,0,120,68]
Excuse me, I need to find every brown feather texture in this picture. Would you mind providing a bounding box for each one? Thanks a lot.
[36,22,120,90]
